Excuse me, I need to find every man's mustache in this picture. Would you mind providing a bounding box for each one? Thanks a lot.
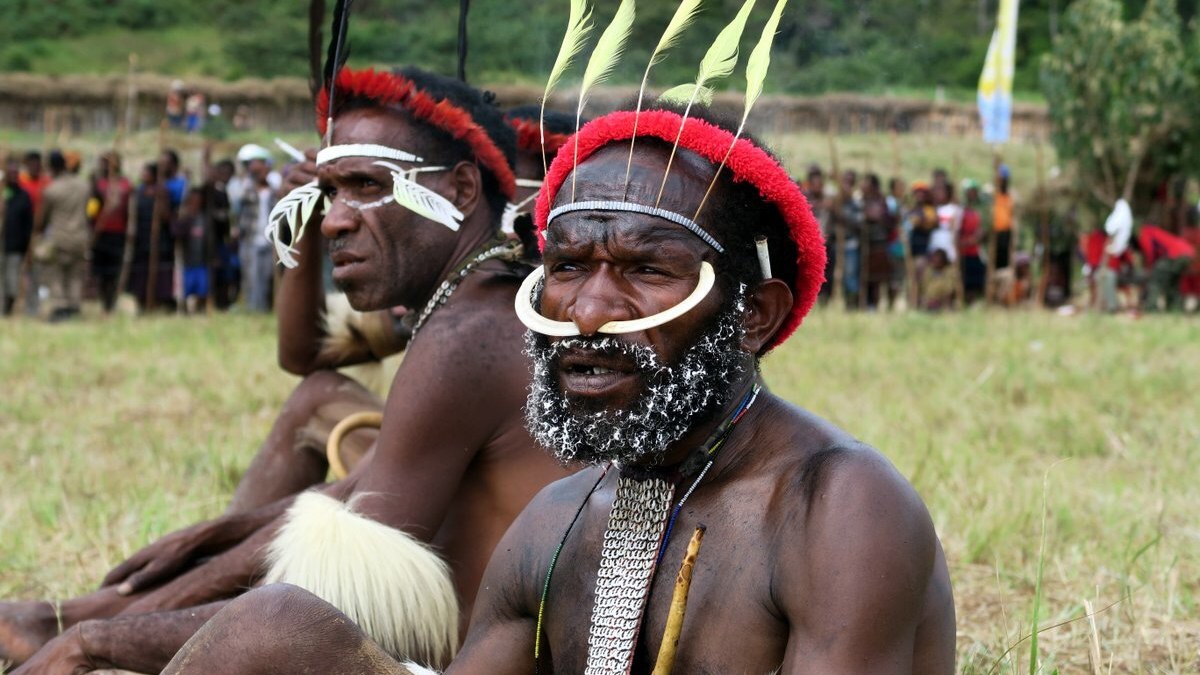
[542,336,662,373]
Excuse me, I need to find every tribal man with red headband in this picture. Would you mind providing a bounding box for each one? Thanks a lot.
[161,102,955,674]
[1,67,574,673]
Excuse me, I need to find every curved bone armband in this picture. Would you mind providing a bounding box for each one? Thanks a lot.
[264,492,459,668]
[515,261,715,336]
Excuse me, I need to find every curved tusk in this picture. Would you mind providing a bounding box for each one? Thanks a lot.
[514,262,716,336]
[514,265,581,336]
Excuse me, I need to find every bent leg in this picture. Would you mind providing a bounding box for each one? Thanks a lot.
[226,370,381,514]
[0,587,140,665]
[164,584,407,675]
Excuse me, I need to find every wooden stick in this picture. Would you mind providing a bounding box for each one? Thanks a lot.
[146,119,168,311]
[651,525,706,675]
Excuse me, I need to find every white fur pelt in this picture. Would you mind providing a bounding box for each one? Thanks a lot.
[401,663,441,675]
[264,492,459,668]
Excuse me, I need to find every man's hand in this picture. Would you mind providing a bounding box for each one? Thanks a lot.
[99,520,229,595]
[281,149,318,196]
[10,624,97,675]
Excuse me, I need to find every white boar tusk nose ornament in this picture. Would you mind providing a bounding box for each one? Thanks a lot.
[514,261,715,336]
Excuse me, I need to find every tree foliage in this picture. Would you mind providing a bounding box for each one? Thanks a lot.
[1040,0,1200,207]
[0,0,1194,101]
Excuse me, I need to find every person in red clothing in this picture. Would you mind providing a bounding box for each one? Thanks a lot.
[91,152,133,313]
[1081,227,1135,312]
[1133,224,1195,311]
[959,180,986,304]
[1180,219,1200,309]
[18,151,51,219]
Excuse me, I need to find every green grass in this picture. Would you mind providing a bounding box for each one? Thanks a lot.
[2,309,1197,672]
[1,27,230,78]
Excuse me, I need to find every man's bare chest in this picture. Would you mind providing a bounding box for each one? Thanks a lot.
[538,486,790,673]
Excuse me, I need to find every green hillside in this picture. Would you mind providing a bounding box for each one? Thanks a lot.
[1,0,1193,93]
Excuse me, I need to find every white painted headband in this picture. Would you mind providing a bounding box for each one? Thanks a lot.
[514,261,716,336]
[316,144,423,165]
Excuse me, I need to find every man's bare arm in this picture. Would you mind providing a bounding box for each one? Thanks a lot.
[348,292,530,538]
[776,446,942,674]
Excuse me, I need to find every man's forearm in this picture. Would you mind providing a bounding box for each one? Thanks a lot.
[276,226,328,374]
[81,602,228,673]
[120,520,283,615]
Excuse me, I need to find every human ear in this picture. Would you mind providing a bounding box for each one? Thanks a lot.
[740,278,792,354]
[447,160,482,217]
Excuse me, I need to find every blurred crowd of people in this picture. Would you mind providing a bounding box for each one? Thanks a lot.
[0,143,284,321]
[800,162,1198,314]
[4,142,1196,322]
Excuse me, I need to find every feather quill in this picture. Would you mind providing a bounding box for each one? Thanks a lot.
[655,0,757,205]
[324,0,353,147]
[540,0,594,173]
[308,0,326,103]
[572,0,636,199]
[624,0,704,191]
[694,0,788,220]
[378,162,465,233]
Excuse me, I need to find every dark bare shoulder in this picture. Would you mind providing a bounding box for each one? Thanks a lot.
[746,396,943,669]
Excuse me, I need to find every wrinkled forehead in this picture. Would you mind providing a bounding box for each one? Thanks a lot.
[554,142,715,213]
[548,143,720,250]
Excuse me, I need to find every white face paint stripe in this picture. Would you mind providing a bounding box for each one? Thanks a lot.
[515,177,544,189]
[514,262,716,336]
[316,144,423,165]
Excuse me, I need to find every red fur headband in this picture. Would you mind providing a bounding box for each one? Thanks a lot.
[534,109,826,350]
[508,118,572,158]
[316,68,516,200]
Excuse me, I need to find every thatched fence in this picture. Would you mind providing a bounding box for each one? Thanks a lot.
[0,73,1050,142]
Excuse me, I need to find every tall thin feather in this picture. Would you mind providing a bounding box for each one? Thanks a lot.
[324,0,353,147]
[540,0,594,174]
[655,0,756,205]
[624,0,704,191]
[694,0,788,219]
[573,0,636,199]
[308,0,326,103]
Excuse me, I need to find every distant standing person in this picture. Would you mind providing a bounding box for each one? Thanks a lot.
[236,146,278,312]
[176,188,214,313]
[2,155,34,316]
[992,163,1014,270]
[959,180,987,304]
[18,151,51,315]
[35,150,92,321]
[204,159,238,309]
[127,162,177,312]
[802,165,834,303]
[91,152,133,313]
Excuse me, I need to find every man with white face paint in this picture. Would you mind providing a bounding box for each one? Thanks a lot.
[161,104,955,675]
[1,67,574,674]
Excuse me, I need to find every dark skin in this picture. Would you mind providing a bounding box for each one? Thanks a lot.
[163,144,955,674]
[4,106,571,674]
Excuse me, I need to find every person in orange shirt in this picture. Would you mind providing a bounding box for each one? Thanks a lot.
[991,163,1014,270]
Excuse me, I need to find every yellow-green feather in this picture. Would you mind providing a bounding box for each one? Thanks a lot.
[655,0,757,205]
[624,0,704,191]
[574,0,636,198]
[541,0,594,172]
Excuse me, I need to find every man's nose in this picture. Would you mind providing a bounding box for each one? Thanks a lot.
[320,199,360,239]
[565,271,636,336]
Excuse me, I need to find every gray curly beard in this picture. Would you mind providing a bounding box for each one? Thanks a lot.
[524,293,748,466]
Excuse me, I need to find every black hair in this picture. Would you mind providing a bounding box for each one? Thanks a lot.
[505,103,579,137]
[215,159,235,173]
[162,149,180,168]
[864,173,881,190]
[47,150,66,173]
[340,67,516,227]
[24,151,41,164]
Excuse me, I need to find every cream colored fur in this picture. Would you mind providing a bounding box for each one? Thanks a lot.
[264,492,459,668]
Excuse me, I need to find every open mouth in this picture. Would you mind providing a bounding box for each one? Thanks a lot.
[556,348,644,397]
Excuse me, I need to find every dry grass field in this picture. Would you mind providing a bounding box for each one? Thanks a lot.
[2,308,1197,673]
